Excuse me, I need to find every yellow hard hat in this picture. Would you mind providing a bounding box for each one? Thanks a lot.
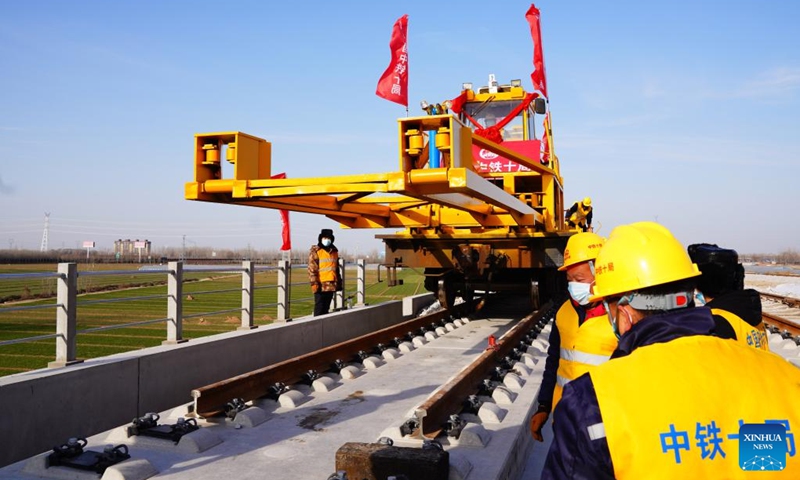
[559,232,605,271]
[582,197,592,207]
[588,221,701,302]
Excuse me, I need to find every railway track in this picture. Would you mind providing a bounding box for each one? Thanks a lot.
[757,291,800,339]
[190,296,554,432]
[190,305,464,418]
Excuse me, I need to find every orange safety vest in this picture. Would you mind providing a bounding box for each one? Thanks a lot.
[552,299,617,407]
[711,308,770,352]
[318,248,338,283]
[591,336,800,479]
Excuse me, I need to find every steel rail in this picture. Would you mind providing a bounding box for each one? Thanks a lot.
[412,300,553,439]
[190,307,459,418]
[762,311,800,338]
[759,291,800,308]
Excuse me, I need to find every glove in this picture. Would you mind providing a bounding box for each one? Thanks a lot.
[335,280,343,292]
[529,411,549,442]
[311,283,320,294]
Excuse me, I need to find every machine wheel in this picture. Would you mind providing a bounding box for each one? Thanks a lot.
[437,278,457,310]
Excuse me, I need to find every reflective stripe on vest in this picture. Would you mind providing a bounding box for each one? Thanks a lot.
[711,308,770,352]
[552,299,617,407]
[318,249,338,283]
[590,335,800,479]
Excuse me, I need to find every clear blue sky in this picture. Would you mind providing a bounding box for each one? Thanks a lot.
[1,0,799,255]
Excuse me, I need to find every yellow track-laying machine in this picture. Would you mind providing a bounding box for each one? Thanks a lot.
[185,74,575,309]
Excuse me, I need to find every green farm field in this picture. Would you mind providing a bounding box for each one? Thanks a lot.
[0,263,427,376]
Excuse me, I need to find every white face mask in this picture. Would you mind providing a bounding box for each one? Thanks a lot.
[567,281,592,305]
[321,238,332,247]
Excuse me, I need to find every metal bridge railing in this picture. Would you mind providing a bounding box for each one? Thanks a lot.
[0,259,367,368]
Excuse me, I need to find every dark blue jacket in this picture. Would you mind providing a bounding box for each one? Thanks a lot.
[541,307,716,479]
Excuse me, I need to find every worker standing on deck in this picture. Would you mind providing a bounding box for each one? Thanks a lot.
[308,229,342,316]
[566,197,593,232]
[529,232,616,442]
[542,222,800,479]
[688,243,770,350]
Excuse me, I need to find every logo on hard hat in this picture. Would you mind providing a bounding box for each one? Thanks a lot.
[479,149,499,160]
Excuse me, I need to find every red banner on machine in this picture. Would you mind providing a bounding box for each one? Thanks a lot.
[472,140,542,173]
[375,14,409,107]
[271,173,291,251]
[526,4,548,98]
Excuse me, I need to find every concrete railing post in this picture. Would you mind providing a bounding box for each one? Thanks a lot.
[277,260,290,321]
[240,261,256,330]
[334,258,346,310]
[357,259,366,306]
[50,262,82,367]
[165,261,187,344]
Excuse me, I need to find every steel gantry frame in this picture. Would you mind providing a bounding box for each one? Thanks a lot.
[185,114,565,236]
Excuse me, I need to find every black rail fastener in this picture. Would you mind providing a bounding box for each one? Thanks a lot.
[400,418,419,437]
[491,366,508,382]
[478,379,496,396]
[47,439,130,474]
[444,414,465,438]
[128,414,199,444]
[302,370,320,385]
[499,356,514,370]
[268,382,289,400]
[462,395,483,414]
[224,398,247,419]
[331,359,347,374]
[355,350,370,362]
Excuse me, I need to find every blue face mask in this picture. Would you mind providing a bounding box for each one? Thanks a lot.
[321,239,332,247]
[604,294,633,341]
[567,282,592,305]
[694,290,706,306]
[604,300,621,340]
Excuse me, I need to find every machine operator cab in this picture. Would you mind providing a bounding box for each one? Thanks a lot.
[456,74,548,175]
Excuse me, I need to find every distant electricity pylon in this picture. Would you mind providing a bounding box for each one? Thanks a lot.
[40,212,51,252]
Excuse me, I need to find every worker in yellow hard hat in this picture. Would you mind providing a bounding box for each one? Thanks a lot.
[542,222,800,479]
[566,197,593,232]
[529,232,617,443]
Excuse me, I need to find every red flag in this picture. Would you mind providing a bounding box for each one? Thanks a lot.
[526,4,547,98]
[271,173,291,251]
[449,91,468,115]
[279,210,291,251]
[376,14,409,107]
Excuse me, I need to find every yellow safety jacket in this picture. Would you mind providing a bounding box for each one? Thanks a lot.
[569,202,591,225]
[318,248,338,283]
[711,308,770,352]
[553,300,617,407]
[591,336,800,479]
